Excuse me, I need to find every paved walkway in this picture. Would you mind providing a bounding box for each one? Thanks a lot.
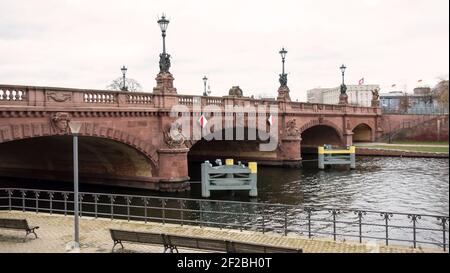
[0,211,444,253]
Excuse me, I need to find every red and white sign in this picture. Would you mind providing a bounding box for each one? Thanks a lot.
[199,114,208,128]
[267,115,274,126]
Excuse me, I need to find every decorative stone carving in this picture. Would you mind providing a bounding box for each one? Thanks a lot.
[51,112,71,133]
[163,122,186,148]
[229,86,243,97]
[285,119,300,137]
[371,88,380,107]
[47,92,72,102]
[159,52,171,73]
[277,85,291,101]
[153,72,177,94]
[318,115,324,124]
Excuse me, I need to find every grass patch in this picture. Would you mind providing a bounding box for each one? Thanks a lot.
[391,140,449,145]
[361,146,449,153]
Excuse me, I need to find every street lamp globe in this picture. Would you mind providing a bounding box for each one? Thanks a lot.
[121,65,127,76]
[158,14,170,32]
[279,47,288,59]
[340,64,347,74]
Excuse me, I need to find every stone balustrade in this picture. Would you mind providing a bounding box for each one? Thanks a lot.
[0,84,380,115]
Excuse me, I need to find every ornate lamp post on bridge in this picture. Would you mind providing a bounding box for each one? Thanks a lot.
[339,64,348,105]
[153,13,177,94]
[68,120,83,250]
[202,76,211,96]
[277,47,291,101]
[120,65,128,91]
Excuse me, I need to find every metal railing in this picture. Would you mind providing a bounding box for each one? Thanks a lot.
[0,188,448,251]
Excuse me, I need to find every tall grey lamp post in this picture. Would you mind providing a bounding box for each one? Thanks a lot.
[203,76,208,96]
[68,121,83,248]
[120,66,128,91]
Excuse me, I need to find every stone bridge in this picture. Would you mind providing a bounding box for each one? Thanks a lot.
[0,75,383,191]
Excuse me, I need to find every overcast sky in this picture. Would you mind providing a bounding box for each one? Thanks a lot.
[0,0,448,101]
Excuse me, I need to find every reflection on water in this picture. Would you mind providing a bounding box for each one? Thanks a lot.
[187,157,449,216]
[0,156,448,248]
[0,157,448,216]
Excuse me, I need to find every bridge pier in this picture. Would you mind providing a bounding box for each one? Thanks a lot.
[278,136,302,168]
[157,148,190,192]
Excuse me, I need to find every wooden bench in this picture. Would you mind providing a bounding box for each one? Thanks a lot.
[109,229,302,253]
[0,218,39,242]
[228,241,303,253]
[110,229,170,252]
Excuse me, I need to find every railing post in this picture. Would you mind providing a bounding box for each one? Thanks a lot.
[284,207,288,236]
[126,196,131,222]
[381,212,393,246]
[437,216,448,252]
[261,204,265,234]
[161,199,166,225]
[408,214,421,248]
[239,203,243,232]
[79,194,83,217]
[49,192,54,215]
[179,200,185,226]
[306,207,312,239]
[63,193,68,216]
[218,201,223,230]
[354,210,366,244]
[109,195,115,220]
[93,194,98,218]
[7,190,12,211]
[199,200,203,228]
[34,191,39,213]
[142,197,148,223]
[329,209,340,241]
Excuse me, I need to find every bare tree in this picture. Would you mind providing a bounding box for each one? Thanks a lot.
[399,93,410,113]
[433,78,449,106]
[106,78,143,92]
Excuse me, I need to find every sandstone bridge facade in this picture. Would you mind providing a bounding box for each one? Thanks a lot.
[0,83,383,191]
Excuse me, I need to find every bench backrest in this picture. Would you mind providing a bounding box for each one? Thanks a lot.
[230,241,302,253]
[110,229,165,245]
[0,218,29,230]
[166,234,230,252]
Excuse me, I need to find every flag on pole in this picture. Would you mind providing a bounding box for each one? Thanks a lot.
[199,114,208,128]
[358,78,364,85]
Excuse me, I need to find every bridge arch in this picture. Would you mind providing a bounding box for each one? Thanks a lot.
[0,121,162,188]
[0,121,158,168]
[352,123,374,142]
[300,120,344,148]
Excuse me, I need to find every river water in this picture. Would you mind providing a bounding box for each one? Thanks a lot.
[0,156,448,249]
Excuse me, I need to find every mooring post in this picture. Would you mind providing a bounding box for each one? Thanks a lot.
[201,161,211,198]
[248,162,258,197]
[318,146,325,169]
[350,146,356,169]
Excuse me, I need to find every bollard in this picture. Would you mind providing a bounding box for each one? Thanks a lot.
[201,161,211,198]
[248,162,258,197]
[318,146,325,169]
[350,146,356,169]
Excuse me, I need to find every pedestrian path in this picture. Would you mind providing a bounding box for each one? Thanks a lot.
[0,211,444,253]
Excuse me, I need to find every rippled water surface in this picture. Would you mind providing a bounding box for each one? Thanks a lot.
[186,157,449,216]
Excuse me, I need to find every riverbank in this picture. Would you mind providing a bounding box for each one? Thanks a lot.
[355,142,449,158]
[0,211,443,253]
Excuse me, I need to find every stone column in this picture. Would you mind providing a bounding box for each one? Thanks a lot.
[157,148,190,192]
[277,85,291,101]
[278,136,302,167]
[153,72,177,94]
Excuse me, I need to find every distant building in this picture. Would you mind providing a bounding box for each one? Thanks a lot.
[307,85,379,107]
[380,88,445,114]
